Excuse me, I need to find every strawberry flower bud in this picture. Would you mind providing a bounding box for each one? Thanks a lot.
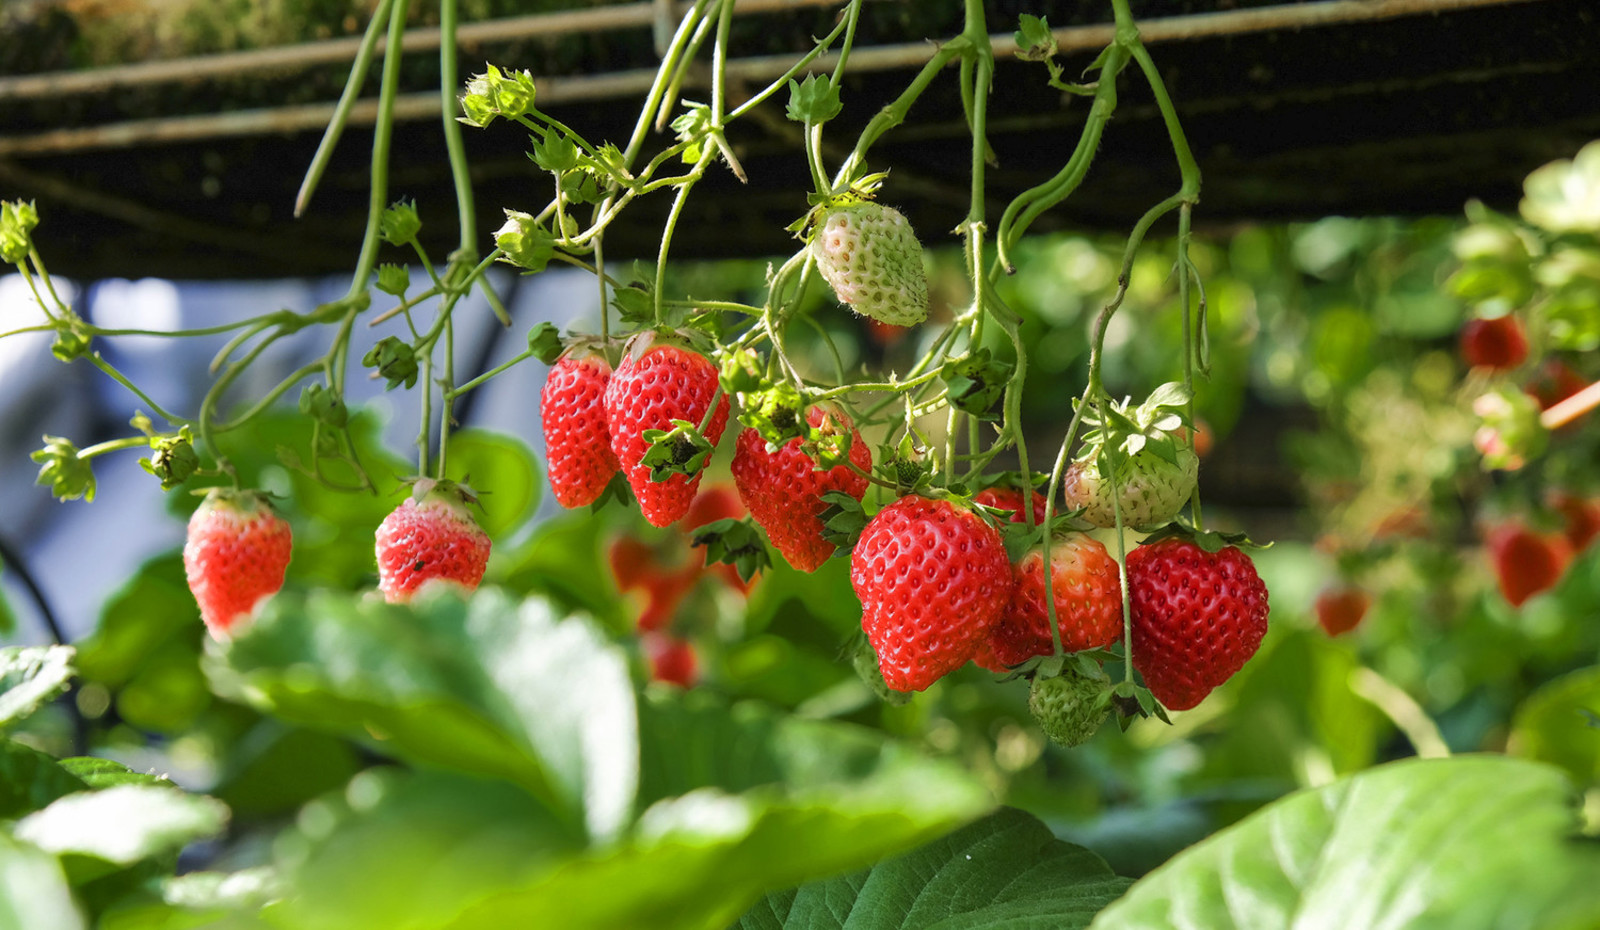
[31,436,95,502]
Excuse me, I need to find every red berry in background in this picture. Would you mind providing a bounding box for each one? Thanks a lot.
[541,352,619,508]
[644,633,698,688]
[375,480,491,604]
[1459,315,1529,371]
[1553,493,1600,552]
[1127,538,1270,711]
[732,408,871,572]
[850,496,1012,692]
[608,537,656,591]
[1486,523,1572,607]
[1525,358,1588,411]
[604,341,730,527]
[1314,583,1371,637]
[983,534,1122,670]
[972,486,1048,525]
[685,485,756,594]
[183,489,292,638]
[636,565,701,633]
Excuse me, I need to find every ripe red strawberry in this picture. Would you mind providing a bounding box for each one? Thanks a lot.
[1314,583,1370,636]
[603,340,730,527]
[1526,358,1587,411]
[1459,315,1529,371]
[541,352,619,508]
[1127,538,1269,711]
[1486,523,1572,607]
[732,408,870,572]
[972,486,1047,525]
[851,496,1012,692]
[183,489,292,638]
[810,200,929,327]
[1061,446,1198,531]
[984,534,1122,669]
[644,633,698,688]
[375,480,491,604]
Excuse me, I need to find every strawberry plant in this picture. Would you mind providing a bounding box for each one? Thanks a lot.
[2,0,1600,926]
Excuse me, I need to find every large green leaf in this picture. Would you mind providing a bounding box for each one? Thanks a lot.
[267,704,990,930]
[1091,755,1600,930]
[206,587,638,841]
[0,645,75,729]
[14,785,228,867]
[0,739,89,818]
[0,832,84,930]
[1510,665,1600,784]
[731,807,1132,929]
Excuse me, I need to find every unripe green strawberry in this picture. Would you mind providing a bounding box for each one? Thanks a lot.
[732,407,870,572]
[851,496,1012,692]
[375,480,491,603]
[541,352,619,508]
[604,340,730,527]
[1061,446,1198,531]
[982,534,1122,670]
[183,489,292,638]
[1128,538,1269,711]
[810,201,929,327]
[1029,669,1111,747]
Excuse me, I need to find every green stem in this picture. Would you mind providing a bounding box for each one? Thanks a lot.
[214,362,323,432]
[448,349,535,400]
[78,435,154,460]
[653,147,719,325]
[297,0,395,216]
[438,319,455,479]
[86,355,187,425]
[833,43,963,188]
[438,0,477,258]
[346,2,409,301]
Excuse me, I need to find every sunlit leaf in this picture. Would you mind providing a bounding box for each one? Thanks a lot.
[0,644,75,729]
[0,832,84,930]
[16,785,228,866]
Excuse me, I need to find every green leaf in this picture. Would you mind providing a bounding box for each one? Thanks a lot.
[0,832,84,930]
[733,807,1130,929]
[1014,13,1056,61]
[206,588,638,842]
[15,785,228,867]
[785,75,842,126]
[0,645,75,729]
[0,740,90,818]
[444,429,540,540]
[211,725,361,818]
[57,757,173,792]
[530,129,579,173]
[1091,756,1600,930]
[639,420,715,481]
[1510,665,1600,784]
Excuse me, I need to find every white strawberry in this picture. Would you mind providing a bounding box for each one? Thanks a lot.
[809,201,929,327]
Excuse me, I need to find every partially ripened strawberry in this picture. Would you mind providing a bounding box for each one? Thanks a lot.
[972,486,1047,525]
[541,352,619,508]
[1460,314,1529,371]
[375,480,491,603]
[984,534,1122,669]
[1061,447,1198,530]
[851,496,1012,692]
[1486,523,1572,607]
[604,340,730,527]
[1314,583,1370,637]
[183,489,292,637]
[810,200,929,327]
[732,407,870,572]
[1127,538,1269,711]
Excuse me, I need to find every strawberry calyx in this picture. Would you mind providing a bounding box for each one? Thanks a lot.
[1136,521,1268,554]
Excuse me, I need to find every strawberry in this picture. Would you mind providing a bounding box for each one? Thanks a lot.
[684,484,754,593]
[541,352,619,508]
[985,534,1122,669]
[644,633,698,688]
[1314,583,1370,636]
[604,340,730,527]
[851,496,1012,692]
[972,486,1047,525]
[183,489,292,638]
[1526,358,1587,411]
[810,200,929,327]
[1553,493,1600,552]
[1061,447,1198,531]
[1459,314,1529,371]
[1029,667,1112,748]
[375,480,491,604]
[1486,523,1572,607]
[732,408,871,572]
[1127,538,1269,711]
